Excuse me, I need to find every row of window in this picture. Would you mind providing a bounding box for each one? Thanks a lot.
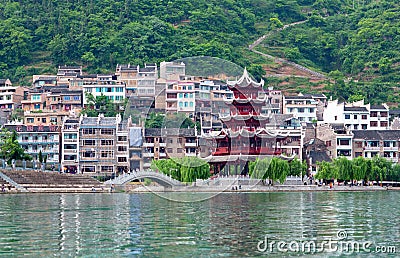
[178,101,194,108]
[26,117,57,123]
[0,95,12,101]
[287,108,315,113]
[63,96,80,101]
[95,87,124,93]
[82,128,115,135]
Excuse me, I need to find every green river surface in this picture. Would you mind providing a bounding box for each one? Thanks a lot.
[0,192,398,257]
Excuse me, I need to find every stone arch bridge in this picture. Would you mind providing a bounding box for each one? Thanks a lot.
[104,171,183,187]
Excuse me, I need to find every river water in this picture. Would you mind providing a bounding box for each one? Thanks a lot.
[0,192,398,257]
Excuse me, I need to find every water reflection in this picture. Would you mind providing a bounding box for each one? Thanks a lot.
[0,192,398,257]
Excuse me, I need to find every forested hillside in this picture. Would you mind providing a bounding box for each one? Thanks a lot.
[1,0,400,105]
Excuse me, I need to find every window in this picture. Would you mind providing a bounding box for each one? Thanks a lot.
[50,117,57,123]
[118,146,127,152]
[34,104,40,109]
[73,96,80,101]
[101,139,114,146]
[354,125,358,130]
[118,157,127,162]
[82,166,95,173]
[355,152,362,157]
[63,155,76,161]
[64,133,77,139]
[380,121,388,127]
[32,94,41,101]
[118,136,127,141]
[63,96,71,101]
[384,141,391,148]
[42,118,46,123]
[83,128,96,134]
[64,144,77,150]
[370,111,378,117]
[345,114,350,119]
[101,166,114,172]
[362,115,367,120]
[380,112,388,117]
[167,148,173,153]
[101,150,114,158]
[370,121,378,127]
[354,115,358,119]
[177,148,183,153]
[337,139,350,146]
[27,118,34,123]
[362,124,367,129]
[83,150,95,158]
[334,116,337,121]
[101,129,114,135]
[84,140,95,146]
[355,142,363,148]
[298,108,304,113]
[325,140,332,147]
[309,108,314,113]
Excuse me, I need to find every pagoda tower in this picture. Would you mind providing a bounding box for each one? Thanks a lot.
[203,68,298,175]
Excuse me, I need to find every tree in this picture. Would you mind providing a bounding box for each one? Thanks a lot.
[81,93,120,117]
[0,130,32,165]
[38,150,43,163]
[151,157,210,182]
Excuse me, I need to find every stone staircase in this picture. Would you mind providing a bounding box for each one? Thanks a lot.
[0,170,104,192]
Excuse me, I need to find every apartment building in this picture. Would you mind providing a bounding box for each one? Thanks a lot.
[70,77,125,105]
[45,89,83,112]
[160,61,186,80]
[323,100,389,130]
[24,110,69,126]
[143,128,197,169]
[352,130,400,163]
[116,63,158,97]
[0,79,24,110]
[61,117,80,173]
[4,123,60,164]
[165,81,196,115]
[317,123,353,159]
[283,95,319,123]
[77,114,129,174]
[21,90,47,111]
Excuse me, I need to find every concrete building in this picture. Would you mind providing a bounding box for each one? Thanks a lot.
[142,128,197,170]
[160,61,185,80]
[61,117,80,173]
[24,110,70,126]
[323,100,389,130]
[4,123,60,164]
[352,130,400,163]
[283,95,319,123]
[317,123,353,159]
[165,81,196,115]
[0,79,24,110]
[77,114,129,175]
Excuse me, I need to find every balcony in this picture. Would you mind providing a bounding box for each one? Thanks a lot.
[63,149,77,153]
[212,147,281,156]
[185,142,197,147]
[364,146,380,151]
[143,142,154,147]
[383,146,398,151]
[142,152,154,158]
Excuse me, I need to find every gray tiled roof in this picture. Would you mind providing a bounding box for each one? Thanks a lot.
[344,106,368,112]
[370,105,386,110]
[352,130,400,140]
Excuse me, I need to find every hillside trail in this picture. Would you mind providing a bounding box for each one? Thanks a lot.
[249,20,327,79]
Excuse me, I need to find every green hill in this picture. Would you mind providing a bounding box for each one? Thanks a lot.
[1,0,399,105]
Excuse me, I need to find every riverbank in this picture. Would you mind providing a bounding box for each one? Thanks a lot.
[126,184,394,193]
